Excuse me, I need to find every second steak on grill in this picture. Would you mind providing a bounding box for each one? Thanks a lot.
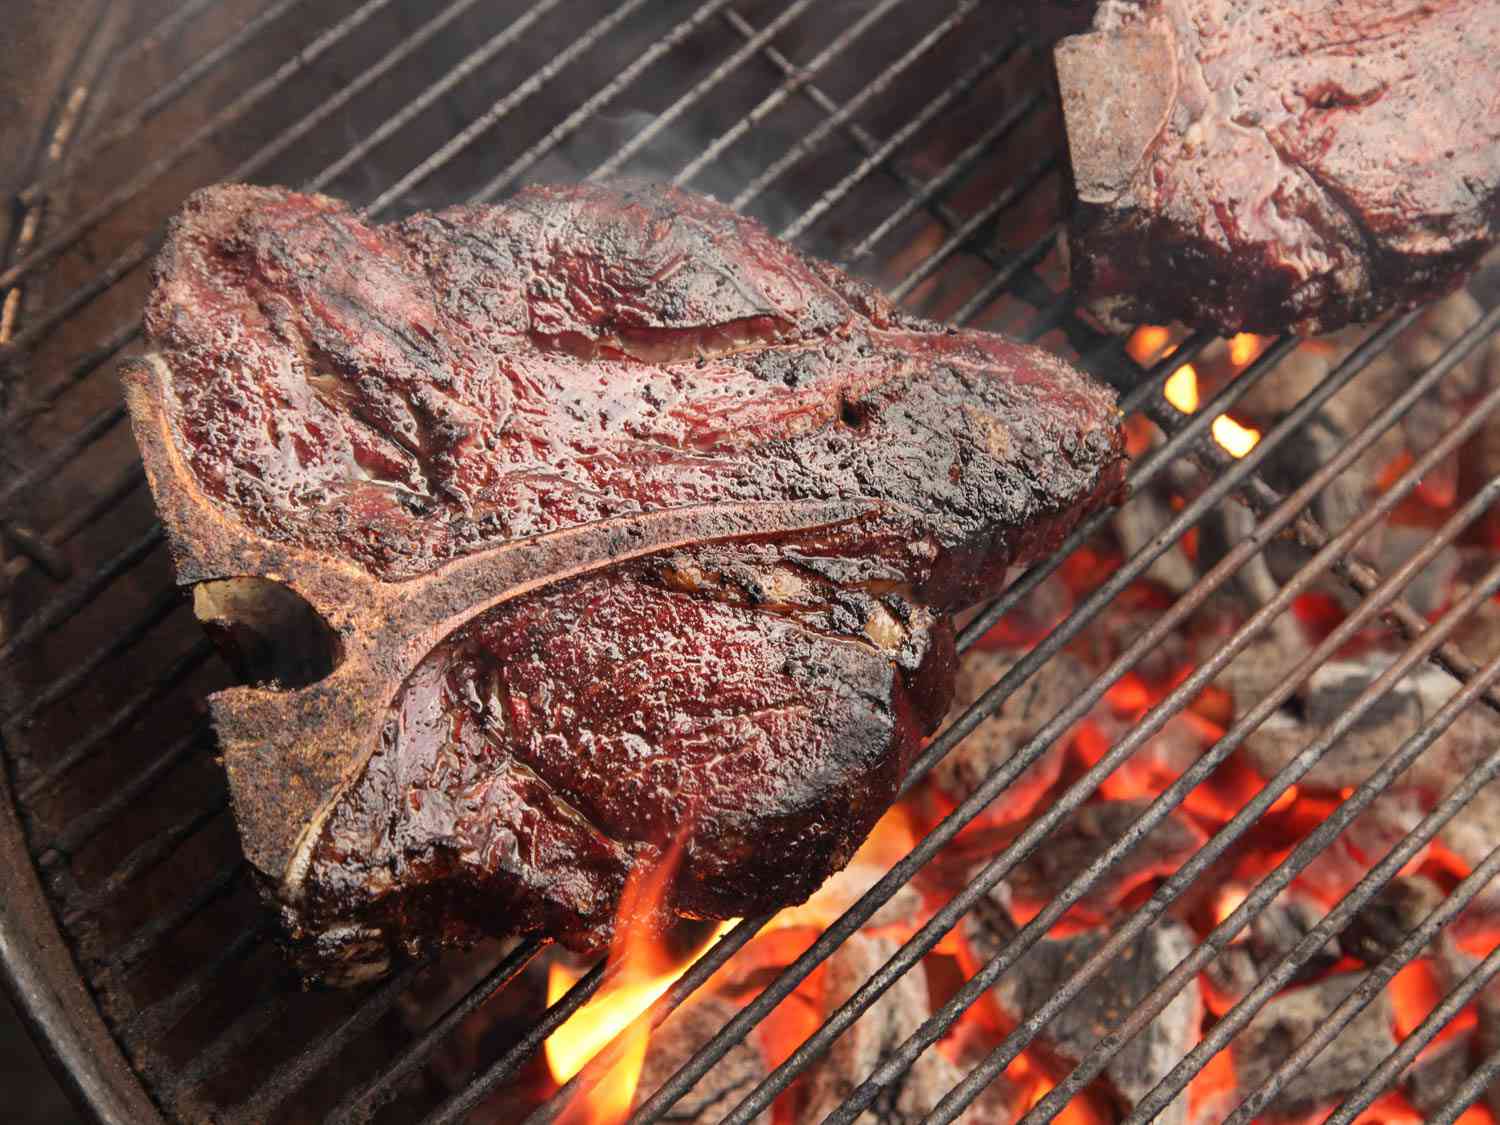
[124,181,1126,984]
[1057,0,1500,336]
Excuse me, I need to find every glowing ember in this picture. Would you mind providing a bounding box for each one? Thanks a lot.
[1269,785,1300,814]
[1128,324,1173,365]
[1212,414,1261,458]
[1163,364,1200,413]
[544,839,735,1125]
[1228,332,1268,367]
[1188,1048,1237,1121]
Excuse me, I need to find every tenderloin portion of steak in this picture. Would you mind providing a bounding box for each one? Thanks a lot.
[124,181,1125,984]
[1057,0,1500,336]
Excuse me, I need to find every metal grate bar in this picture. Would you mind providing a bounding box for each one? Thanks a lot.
[584,0,829,184]
[719,7,1022,244]
[664,0,907,189]
[719,7,1028,262]
[0,523,163,662]
[2,586,179,728]
[119,922,267,1045]
[947,333,1219,659]
[946,227,1062,331]
[224,962,424,1124]
[97,861,244,975]
[419,955,616,1125]
[463,0,745,209]
[723,10,1066,333]
[20,0,313,205]
[326,937,546,1125]
[718,9,1072,353]
[841,92,1045,260]
[18,636,214,801]
[90,0,229,81]
[1126,810,1500,1122]
[62,799,228,919]
[888,159,1057,302]
[1140,306,1500,719]
[731,0,980,212]
[515,919,769,1125]
[1431,1049,1500,1125]
[3,0,514,361]
[1226,840,1500,1123]
[0,0,401,296]
[779,51,1035,245]
[362,0,653,217]
[303,0,565,202]
[47,464,146,541]
[163,991,290,1106]
[45,726,212,856]
[726,342,1500,1125]
[1104,620,1500,1116]
[1019,631,1500,1123]
[5,319,141,417]
[0,405,128,513]
[1327,942,1500,1125]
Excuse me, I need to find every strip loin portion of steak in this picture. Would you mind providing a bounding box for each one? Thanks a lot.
[124,181,1125,984]
[1057,0,1500,336]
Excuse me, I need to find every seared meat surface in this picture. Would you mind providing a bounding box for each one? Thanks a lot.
[1057,0,1500,336]
[125,182,1125,984]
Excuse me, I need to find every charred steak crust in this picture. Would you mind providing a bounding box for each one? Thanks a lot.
[124,181,1125,984]
[1057,0,1500,336]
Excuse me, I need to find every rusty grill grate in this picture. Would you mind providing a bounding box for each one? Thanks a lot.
[3,2,1500,1123]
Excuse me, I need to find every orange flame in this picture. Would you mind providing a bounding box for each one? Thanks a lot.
[545,840,734,1125]
[547,957,652,1125]
[1154,354,1260,456]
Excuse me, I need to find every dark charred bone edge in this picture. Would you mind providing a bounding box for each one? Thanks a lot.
[123,182,1126,985]
[1057,0,1500,336]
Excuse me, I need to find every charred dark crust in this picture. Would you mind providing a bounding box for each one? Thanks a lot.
[1059,0,1500,336]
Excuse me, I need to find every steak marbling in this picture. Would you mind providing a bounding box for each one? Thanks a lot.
[1057,0,1500,336]
[124,182,1125,984]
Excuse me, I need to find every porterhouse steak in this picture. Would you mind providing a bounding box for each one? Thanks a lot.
[124,182,1125,985]
[1056,0,1500,336]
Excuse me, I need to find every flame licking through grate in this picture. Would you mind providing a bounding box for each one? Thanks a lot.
[546,839,736,1125]
[1132,326,1264,458]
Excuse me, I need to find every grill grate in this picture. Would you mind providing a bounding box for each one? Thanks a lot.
[3,2,1500,1124]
